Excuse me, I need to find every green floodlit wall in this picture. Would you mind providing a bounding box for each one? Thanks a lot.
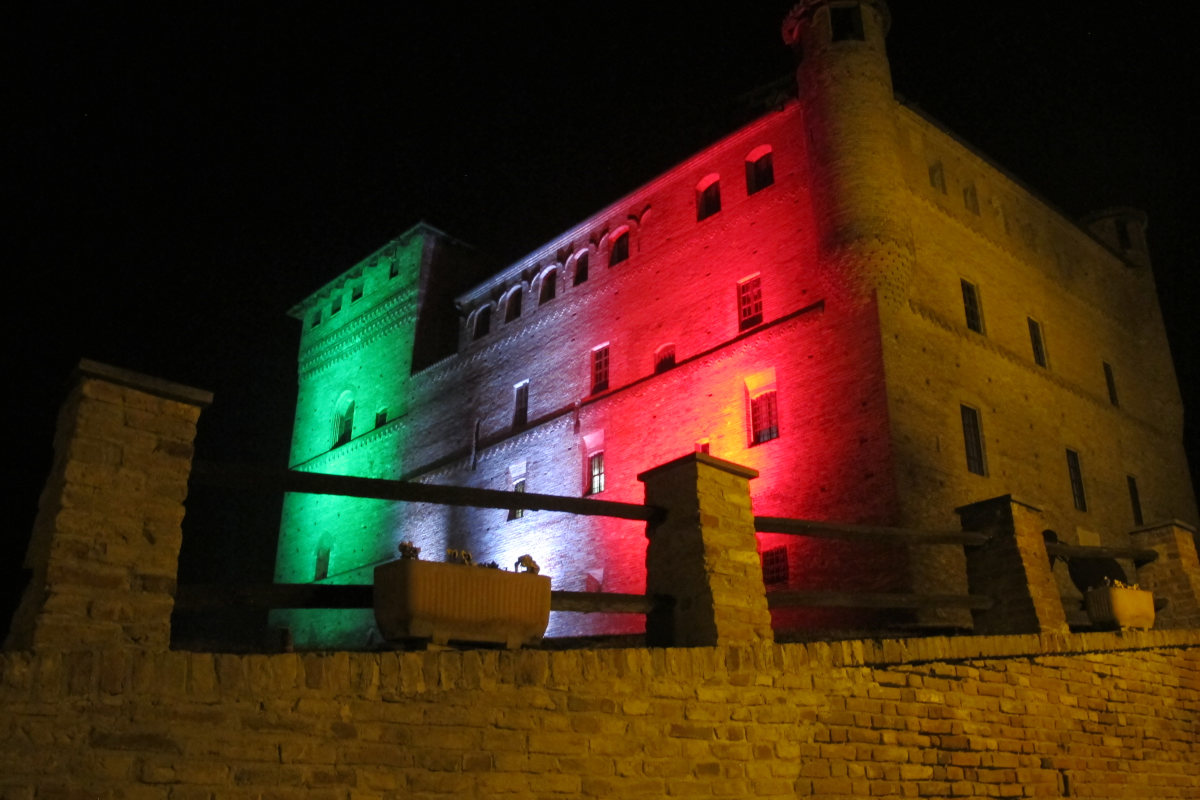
[273,230,430,648]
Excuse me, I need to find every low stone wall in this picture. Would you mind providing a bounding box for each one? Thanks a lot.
[2,630,1198,798]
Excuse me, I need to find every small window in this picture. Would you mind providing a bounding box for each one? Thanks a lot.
[961,279,984,334]
[1127,475,1144,526]
[738,275,764,331]
[1066,449,1087,512]
[829,4,864,41]
[746,146,774,195]
[573,252,589,285]
[960,404,985,476]
[375,409,387,428]
[389,258,400,279]
[750,390,779,445]
[333,394,355,448]
[310,310,321,328]
[504,289,523,322]
[654,344,676,374]
[539,269,557,305]
[928,162,946,194]
[508,478,526,521]
[587,451,606,495]
[314,546,331,582]
[1028,318,1047,367]
[331,295,343,315]
[963,183,979,215]
[696,174,721,221]
[609,230,629,266]
[513,381,529,429]
[351,284,364,302]
[761,546,788,585]
[591,345,610,394]
[471,306,491,340]
[1103,361,1119,406]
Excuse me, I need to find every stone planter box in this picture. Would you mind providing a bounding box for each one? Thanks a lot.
[374,559,551,648]
[1085,586,1155,630]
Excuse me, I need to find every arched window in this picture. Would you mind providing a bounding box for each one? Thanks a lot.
[504,288,523,322]
[471,305,492,340]
[572,251,590,285]
[654,344,676,374]
[333,392,355,448]
[696,173,721,221]
[745,145,774,194]
[538,267,557,305]
[609,229,630,267]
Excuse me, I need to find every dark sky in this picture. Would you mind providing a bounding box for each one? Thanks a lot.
[6,3,1197,608]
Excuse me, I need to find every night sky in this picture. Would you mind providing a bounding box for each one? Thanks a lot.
[6,3,1197,624]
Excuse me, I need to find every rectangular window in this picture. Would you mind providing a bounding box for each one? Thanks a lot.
[375,409,387,428]
[1103,361,1119,406]
[591,346,610,394]
[697,178,721,221]
[961,279,984,334]
[829,5,864,41]
[750,390,779,445]
[351,284,364,302]
[963,183,979,215]
[507,478,526,521]
[573,252,589,285]
[331,295,343,315]
[1127,475,1143,526]
[746,151,774,194]
[310,310,321,328]
[314,546,331,582]
[1028,318,1047,367]
[1066,449,1087,512]
[513,381,529,428]
[960,404,986,476]
[738,275,764,331]
[928,161,946,194]
[609,231,629,266]
[761,546,789,585]
[587,451,606,495]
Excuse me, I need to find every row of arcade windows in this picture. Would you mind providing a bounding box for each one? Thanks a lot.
[695,146,775,222]
[961,278,1121,405]
[960,403,1144,523]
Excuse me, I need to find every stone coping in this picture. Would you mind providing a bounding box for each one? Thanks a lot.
[637,451,760,483]
[76,358,213,407]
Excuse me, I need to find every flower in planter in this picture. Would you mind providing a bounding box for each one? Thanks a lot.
[397,541,421,560]
[515,554,540,574]
[446,548,474,565]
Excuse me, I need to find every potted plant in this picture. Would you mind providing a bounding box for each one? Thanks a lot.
[374,545,551,648]
[1084,578,1155,630]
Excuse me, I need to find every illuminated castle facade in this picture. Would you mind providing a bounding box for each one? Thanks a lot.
[274,1,1197,646]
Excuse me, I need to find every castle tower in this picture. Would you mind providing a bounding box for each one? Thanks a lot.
[783,0,914,305]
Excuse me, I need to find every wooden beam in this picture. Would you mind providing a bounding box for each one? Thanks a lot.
[1043,542,1158,565]
[767,591,993,611]
[175,583,373,610]
[550,591,659,614]
[191,461,661,523]
[755,516,990,546]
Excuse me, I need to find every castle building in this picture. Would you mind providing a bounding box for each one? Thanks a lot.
[274,1,1198,647]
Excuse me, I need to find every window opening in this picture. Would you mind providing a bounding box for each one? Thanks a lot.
[513,382,529,429]
[654,344,676,374]
[587,451,606,495]
[829,4,864,41]
[963,183,979,215]
[738,275,764,330]
[351,284,364,302]
[928,161,946,194]
[961,279,983,334]
[1103,361,1119,406]
[591,345,610,394]
[389,258,400,279]
[1066,449,1087,511]
[761,546,789,585]
[746,146,774,194]
[508,478,526,521]
[696,174,721,221]
[960,404,986,476]
[573,252,589,285]
[609,230,629,266]
[1127,475,1144,526]
[472,306,491,340]
[375,409,387,428]
[331,295,342,315]
[504,289,522,322]
[333,394,355,448]
[1028,318,1047,367]
[750,391,779,445]
[310,310,321,328]
[314,546,331,582]
[539,269,557,305]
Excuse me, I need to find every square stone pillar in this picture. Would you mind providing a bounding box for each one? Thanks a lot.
[5,361,211,652]
[1130,521,1200,629]
[638,453,773,647]
[956,495,1068,636]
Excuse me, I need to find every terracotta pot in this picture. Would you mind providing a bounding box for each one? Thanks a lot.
[1084,586,1155,630]
[374,559,551,648]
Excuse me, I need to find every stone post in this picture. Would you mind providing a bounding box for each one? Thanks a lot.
[5,360,211,652]
[637,453,773,647]
[1130,521,1200,629]
[956,495,1068,636]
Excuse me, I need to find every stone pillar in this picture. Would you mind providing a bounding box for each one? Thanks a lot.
[5,360,211,652]
[956,495,1068,636]
[637,453,773,647]
[1130,521,1200,629]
